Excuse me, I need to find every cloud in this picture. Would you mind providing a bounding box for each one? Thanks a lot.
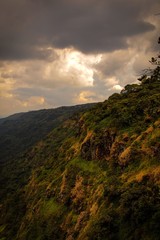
[0,49,101,115]
[0,0,159,116]
[75,90,97,103]
[111,85,123,91]
[0,0,158,60]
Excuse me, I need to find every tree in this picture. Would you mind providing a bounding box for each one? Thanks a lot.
[149,36,160,66]
[138,37,160,82]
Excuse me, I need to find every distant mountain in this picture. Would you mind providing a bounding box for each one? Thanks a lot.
[0,112,25,123]
[0,67,160,240]
[0,104,95,162]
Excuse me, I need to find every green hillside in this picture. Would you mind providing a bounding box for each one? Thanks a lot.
[0,104,95,162]
[0,67,160,240]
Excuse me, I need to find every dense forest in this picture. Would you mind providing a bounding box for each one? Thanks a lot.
[0,48,160,239]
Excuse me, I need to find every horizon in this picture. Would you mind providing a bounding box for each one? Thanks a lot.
[0,101,98,119]
[0,0,159,117]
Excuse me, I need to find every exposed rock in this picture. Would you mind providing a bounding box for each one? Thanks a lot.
[81,129,116,161]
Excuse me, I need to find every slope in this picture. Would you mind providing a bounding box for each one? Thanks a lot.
[0,103,95,162]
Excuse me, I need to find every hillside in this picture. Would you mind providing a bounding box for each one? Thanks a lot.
[0,67,160,240]
[0,103,95,162]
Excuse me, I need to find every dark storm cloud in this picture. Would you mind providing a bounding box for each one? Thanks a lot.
[0,0,158,60]
[0,44,55,60]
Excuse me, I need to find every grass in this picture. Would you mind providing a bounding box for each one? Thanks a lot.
[41,199,62,217]
[0,226,5,234]
[69,157,101,173]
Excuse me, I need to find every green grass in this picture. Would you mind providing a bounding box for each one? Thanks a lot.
[0,226,5,234]
[69,157,101,173]
[41,199,62,217]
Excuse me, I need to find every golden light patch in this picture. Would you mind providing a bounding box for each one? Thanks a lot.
[76,91,94,103]
[22,96,45,107]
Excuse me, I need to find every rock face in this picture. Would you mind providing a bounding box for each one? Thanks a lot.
[81,130,116,161]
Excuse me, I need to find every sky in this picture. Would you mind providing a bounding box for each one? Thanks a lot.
[0,0,159,117]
